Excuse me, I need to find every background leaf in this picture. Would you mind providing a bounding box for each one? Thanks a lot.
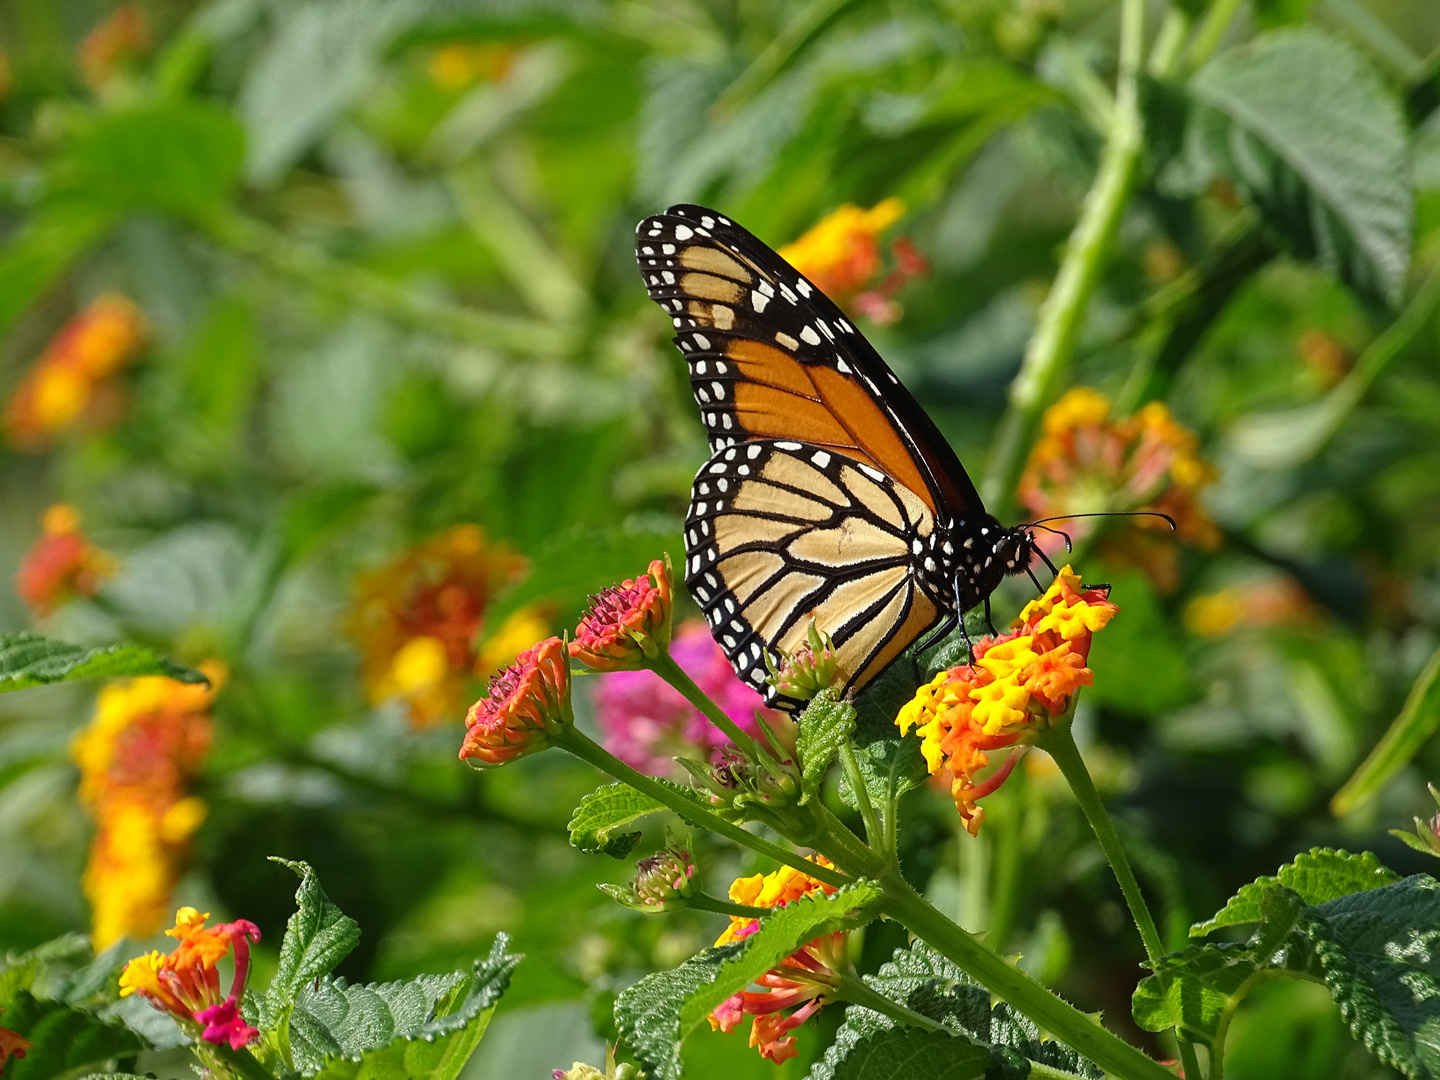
[0,633,206,694]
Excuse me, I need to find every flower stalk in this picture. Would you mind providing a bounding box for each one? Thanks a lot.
[650,650,765,764]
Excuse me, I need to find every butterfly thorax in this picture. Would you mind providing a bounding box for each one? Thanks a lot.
[940,515,1038,615]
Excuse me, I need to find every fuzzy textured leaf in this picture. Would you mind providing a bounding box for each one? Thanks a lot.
[568,780,710,858]
[0,633,206,694]
[1192,847,1400,935]
[808,1027,995,1080]
[796,689,856,802]
[842,657,927,811]
[613,942,747,1080]
[1189,28,1412,306]
[308,935,522,1080]
[0,990,144,1080]
[253,859,362,1033]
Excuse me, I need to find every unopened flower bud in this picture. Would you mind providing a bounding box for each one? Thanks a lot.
[634,847,696,905]
[765,622,839,703]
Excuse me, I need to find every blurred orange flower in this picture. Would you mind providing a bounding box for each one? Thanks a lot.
[1018,387,1220,592]
[1184,578,1316,638]
[3,294,146,451]
[14,504,116,616]
[72,665,223,949]
[428,42,517,90]
[79,3,150,90]
[709,857,844,1064]
[778,200,927,322]
[348,525,537,728]
[899,567,1117,835]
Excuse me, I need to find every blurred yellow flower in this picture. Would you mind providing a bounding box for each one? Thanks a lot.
[428,42,516,90]
[777,199,926,321]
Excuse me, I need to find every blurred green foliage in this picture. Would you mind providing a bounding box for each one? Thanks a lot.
[2,0,1440,1077]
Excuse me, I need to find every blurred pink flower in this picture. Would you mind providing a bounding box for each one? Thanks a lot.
[594,621,774,775]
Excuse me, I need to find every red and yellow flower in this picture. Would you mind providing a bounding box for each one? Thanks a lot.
[428,41,517,90]
[1018,387,1219,592]
[79,3,150,91]
[348,525,537,728]
[570,558,673,671]
[778,200,927,322]
[14,504,117,616]
[120,907,261,1050]
[72,666,222,949]
[459,636,570,766]
[898,568,1117,836]
[708,858,845,1064]
[3,294,146,450]
[1184,577,1315,638]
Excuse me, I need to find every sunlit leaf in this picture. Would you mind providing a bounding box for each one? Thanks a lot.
[0,633,205,694]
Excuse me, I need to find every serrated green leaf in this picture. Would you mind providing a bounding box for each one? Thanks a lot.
[1189,27,1412,306]
[842,658,927,812]
[306,934,522,1080]
[813,940,1100,1080]
[567,781,709,858]
[808,1027,995,1080]
[253,859,362,1036]
[288,972,469,1073]
[0,989,143,1080]
[795,689,856,803]
[0,633,207,694]
[616,882,882,1080]
[1192,847,1400,936]
[1333,641,1440,817]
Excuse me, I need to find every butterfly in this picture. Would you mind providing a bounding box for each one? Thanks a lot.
[635,204,1046,713]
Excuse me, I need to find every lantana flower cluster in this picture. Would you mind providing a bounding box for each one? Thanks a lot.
[3,293,146,451]
[709,858,845,1064]
[14,504,116,616]
[1018,387,1219,591]
[120,907,260,1050]
[348,524,544,728]
[72,667,222,948]
[778,199,928,324]
[898,567,1117,836]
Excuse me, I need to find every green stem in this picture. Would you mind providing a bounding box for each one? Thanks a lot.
[1041,725,1202,1080]
[838,740,883,848]
[199,208,568,357]
[981,0,1146,518]
[555,726,849,889]
[212,1045,281,1080]
[651,652,765,763]
[686,893,770,919]
[1186,0,1243,72]
[832,970,944,1033]
[879,869,1177,1080]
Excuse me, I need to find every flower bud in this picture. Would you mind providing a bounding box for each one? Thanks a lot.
[765,621,839,703]
[570,557,673,671]
[459,637,571,767]
[601,844,697,912]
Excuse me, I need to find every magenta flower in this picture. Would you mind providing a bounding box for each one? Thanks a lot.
[593,621,775,775]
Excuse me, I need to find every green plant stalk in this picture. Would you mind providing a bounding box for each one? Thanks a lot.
[555,725,848,889]
[199,208,568,357]
[1186,0,1243,72]
[685,893,770,919]
[211,1045,281,1080]
[838,739,883,848]
[650,651,766,764]
[831,969,945,1033]
[981,0,1146,518]
[1040,724,1202,1080]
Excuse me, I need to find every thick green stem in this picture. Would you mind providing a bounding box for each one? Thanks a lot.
[651,652,765,763]
[212,1045,281,1080]
[686,893,770,919]
[1042,725,1202,1080]
[838,740,883,848]
[981,0,1146,517]
[879,870,1177,1080]
[1186,0,1243,72]
[555,726,848,889]
[199,208,568,356]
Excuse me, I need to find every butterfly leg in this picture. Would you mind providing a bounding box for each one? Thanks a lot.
[984,597,998,636]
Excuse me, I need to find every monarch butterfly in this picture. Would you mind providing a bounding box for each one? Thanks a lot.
[636,204,1046,713]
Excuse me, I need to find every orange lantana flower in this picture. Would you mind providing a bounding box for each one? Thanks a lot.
[777,200,927,322]
[898,567,1117,836]
[120,907,260,1049]
[72,666,222,948]
[14,504,116,616]
[459,636,570,766]
[3,294,146,450]
[570,558,673,671]
[708,858,845,1064]
[1018,387,1219,591]
[348,525,537,728]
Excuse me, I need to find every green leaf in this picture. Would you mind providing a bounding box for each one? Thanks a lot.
[1332,640,1440,816]
[252,859,362,1035]
[807,1027,995,1080]
[304,934,522,1080]
[0,633,207,694]
[0,207,113,336]
[841,655,927,812]
[1085,571,1195,717]
[567,781,710,859]
[813,940,1100,1080]
[52,101,246,218]
[1188,27,1412,306]
[795,689,856,803]
[616,882,883,1080]
[1192,847,1400,936]
[0,989,143,1080]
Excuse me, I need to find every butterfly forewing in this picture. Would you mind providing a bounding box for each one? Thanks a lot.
[685,440,941,712]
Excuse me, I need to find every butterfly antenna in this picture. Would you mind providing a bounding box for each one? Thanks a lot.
[1027,522,1073,552]
[1023,510,1177,531]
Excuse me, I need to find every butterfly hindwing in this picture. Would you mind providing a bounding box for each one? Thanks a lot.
[685,439,943,712]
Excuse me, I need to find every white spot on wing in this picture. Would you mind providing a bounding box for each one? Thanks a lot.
[674,224,694,240]
[800,326,822,346]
